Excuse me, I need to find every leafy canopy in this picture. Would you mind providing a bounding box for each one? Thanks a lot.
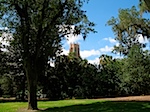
[107,6,150,55]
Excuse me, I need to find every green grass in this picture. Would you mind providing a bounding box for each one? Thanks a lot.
[0,99,150,112]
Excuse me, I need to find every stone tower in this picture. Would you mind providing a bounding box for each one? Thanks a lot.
[69,43,80,57]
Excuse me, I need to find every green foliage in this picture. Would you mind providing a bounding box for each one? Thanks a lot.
[119,45,150,95]
[140,0,150,12]
[0,41,27,99]
[0,75,13,95]
[139,0,149,14]
[38,55,99,99]
[99,54,122,96]
[107,1,150,96]
[108,6,150,55]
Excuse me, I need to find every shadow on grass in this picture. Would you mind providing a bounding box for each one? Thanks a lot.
[38,101,150,112]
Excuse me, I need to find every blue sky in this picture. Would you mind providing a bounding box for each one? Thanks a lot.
[62,0,150,64]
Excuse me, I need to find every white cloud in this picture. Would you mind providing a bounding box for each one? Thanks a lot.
[61,49,69,55]
[113,55,124,59]
[67,34,83,44]
[49,61,55,67]
[138,34,148,43]
[80,49,100,58]
[59,25,83,45]
[4,27,8,30]
[61,45,113,59]
[100,45,113,52]
[0,32,12,48]
[61,48,101,59]
[88,58,99,65]
[104,37,117,43]
[115,43,119,47]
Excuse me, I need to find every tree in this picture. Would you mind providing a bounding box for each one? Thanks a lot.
[99,54,122,97]
[107,6,150,55]
[0,44,5,96]
[0,43,3,77]
[139,0,149,14]
[0,37,7,77]
[0,75,13,97]
[120,45,150,95]
[0,0,95,109]
[99,54,113,68]
[6,45,26,100]
[42,54,99,99]
[140,0,150,12]
[0,30,26,100]
[107,1,150,96]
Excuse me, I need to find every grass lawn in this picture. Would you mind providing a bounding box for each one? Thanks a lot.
[0,99,150,112]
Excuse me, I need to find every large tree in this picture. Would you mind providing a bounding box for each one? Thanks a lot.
[120,45,150,95]
[107,6,150,55]
[0,0,95,110]
[99,54,122,96]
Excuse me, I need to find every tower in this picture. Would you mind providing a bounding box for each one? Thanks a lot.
[69,43,80,58]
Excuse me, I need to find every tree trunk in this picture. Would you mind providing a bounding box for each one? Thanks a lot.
[24,58,38,110]
[21,76,26,101]
[27,77,38,110]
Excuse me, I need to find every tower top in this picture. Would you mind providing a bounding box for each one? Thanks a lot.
[69,43,80,58]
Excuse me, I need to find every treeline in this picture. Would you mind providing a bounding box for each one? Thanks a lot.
[0,44,150,100]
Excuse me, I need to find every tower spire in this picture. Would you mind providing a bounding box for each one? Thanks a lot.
[69,43,80,58]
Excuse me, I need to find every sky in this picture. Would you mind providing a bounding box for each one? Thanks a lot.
[62,0,150,64]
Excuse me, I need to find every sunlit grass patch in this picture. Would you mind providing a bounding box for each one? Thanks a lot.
[0,99,150,112]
